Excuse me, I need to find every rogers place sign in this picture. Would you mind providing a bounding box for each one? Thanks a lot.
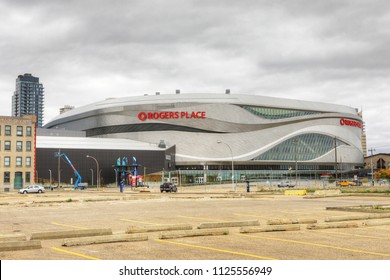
[340,118,362,129]
[138,111,206,121]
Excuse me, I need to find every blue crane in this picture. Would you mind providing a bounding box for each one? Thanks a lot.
[54,152,83,189]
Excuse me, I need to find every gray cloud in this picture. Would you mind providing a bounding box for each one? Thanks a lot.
[0,0,389,151]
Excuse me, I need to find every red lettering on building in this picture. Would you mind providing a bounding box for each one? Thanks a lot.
[340,118,362,129]
[138,112,147,121]
[138,111,206,121]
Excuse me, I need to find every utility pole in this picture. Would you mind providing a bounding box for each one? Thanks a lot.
[294,139,298,187]
[86,155,100,191]
[369,148,375,186]
[334,137,338,182]
[57,148,61,187]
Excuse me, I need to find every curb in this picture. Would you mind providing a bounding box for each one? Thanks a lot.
[62,233,148,246]
[0,233,27,242]
[325,213,390,222]
[0,240,42,251]
[197,220,259,229]
[326,205,390,212]
[30,228,112,240]
[267,218,317,225]
[159,228,229,239]
[126,224,192,233]
[240,225,301,233]
[307,222,358,230]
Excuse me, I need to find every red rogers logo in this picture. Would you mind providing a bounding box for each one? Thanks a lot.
[340,118,362,129]
[138,111,206,121]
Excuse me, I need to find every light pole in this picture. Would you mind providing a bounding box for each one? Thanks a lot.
[217,140,235,192]
[48,169,52,185]
[334,137,338,183]
[57,148,61,188]
[90,168,94,186]
[293,139,298,187]
[86,155,100,191]
[178,168,182,192]
[114,168,118,187]
[369,148,375,186]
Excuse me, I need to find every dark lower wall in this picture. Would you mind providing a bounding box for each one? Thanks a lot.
[36,148,171,185]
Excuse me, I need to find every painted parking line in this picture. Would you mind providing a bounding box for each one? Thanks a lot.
[155,239,278,260]
[177,215,227,222]
[51,247,101,260]
[51,222,88,229]
[239,234,390,258]
[120,218,162,225]
[310,230,390,241]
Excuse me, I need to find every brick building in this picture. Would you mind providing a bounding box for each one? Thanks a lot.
[0,115,36,191]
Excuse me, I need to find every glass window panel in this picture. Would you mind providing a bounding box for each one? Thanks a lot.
[26,126,32,136]
[16,141,23,151]
[17,126,23,136]
[243,106,320,120]
[255,133,348,161]
[5,125,11,135]
[4,172,10,183]
[5,141,11,151]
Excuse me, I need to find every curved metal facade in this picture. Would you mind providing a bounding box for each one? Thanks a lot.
[45,94,364,169]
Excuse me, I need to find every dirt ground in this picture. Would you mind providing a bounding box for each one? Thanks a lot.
[1,186,390,260]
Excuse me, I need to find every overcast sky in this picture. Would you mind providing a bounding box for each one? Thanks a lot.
[0,0,389,153]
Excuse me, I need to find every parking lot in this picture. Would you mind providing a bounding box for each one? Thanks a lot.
[1,187,390,260]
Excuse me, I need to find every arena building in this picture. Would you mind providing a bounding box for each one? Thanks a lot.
[43,93,364,185]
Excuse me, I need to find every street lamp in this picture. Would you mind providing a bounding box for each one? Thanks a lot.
[90,168,94,186]
[369,148,375,186]
[86,155,100,191]
[293,139,298,187]
[217,140,235,192]
[48,169,52,185]
[114,168,118,187]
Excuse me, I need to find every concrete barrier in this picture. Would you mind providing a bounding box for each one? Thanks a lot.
[62,233,148,247]
[197,220,259,229]
[267,218,317,225]
[307,222,358,230]
[362,219,390,227]
[159,228,229,239]
[0,240,41,251]
[325,213,390,222]
[126,224,192,234]
[0,233,27,242]
[240,225,301,233]
[30,228,112,240]
[284,190,307,196]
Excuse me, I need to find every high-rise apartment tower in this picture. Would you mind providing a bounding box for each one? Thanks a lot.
[12,73,44,127]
